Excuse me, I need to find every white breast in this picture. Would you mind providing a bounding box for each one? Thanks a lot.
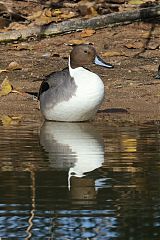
[51,67,104,121]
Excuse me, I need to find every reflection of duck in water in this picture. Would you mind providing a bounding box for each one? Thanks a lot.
[40,122,104,195]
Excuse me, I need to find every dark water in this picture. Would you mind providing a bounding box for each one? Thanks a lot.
[0,121,160,239]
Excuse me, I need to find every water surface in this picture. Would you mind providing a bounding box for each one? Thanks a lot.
[0,121,160,239]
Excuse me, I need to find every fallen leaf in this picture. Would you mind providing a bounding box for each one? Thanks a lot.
[8,22,27,30]
[35,15,54,25]
[80,29,96,38]
[27,10,42,21]
[27,10,53,25]
[1,115,22,126]
[28,8,76,25]
[0,77,12,97]
[125,42,144,49]
[128,0,144,4]
[7,61,22,71]
[67,39,90,46]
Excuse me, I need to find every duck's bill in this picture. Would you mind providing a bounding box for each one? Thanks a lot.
[94,55,113,68]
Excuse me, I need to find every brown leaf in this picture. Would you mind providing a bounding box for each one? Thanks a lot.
[80,29,96,38]
[28,8,76,25]
[0,77,12,97]
[35,15,54,25]
[125,42,144,49]
[27,10,53,25]
[67,39,91,46]
[128,0,144,5]
[7,61,22,71]
[8,22,27,30]
[27,11,42,21]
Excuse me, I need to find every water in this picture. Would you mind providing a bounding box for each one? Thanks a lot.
[0,121,160,239]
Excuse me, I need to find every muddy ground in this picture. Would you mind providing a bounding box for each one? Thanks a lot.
[0,21,159,125]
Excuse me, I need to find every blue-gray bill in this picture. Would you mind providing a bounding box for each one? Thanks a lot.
[94,55,113,68]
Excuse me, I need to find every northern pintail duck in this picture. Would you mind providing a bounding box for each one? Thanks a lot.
[39,44,113,122]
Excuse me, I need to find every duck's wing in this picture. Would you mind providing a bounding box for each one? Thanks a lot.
[38,67,77,106]
[38,67,69,99]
